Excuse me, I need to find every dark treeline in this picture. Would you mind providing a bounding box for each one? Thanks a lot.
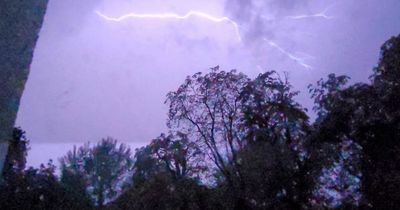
[0,35,399,210]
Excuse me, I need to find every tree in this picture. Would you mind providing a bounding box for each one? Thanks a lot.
[60,137,133,207]
[130,145,164,187]
[372,34,400,115]
[110,171,211,210]
[166,66,250,208]
[2,127,28,180]
[240,71,312,209]
[363,34,400,209]
[60,163,93,209]
[110,140,211,210]
[0,127,30,209]
[166,67,312,209]
[240,71,309,146]
[307,34,400,209]
[308,74,367,208]
[0,159,92,210]
[0,128,94,210]
[149,132,206,180]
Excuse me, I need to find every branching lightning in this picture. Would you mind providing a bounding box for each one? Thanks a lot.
[264,38,312,70]
[95,5,336,71]
[262,6,336,70]
[95,10,242,41]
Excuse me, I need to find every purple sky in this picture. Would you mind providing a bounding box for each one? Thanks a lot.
[14,0,400,167]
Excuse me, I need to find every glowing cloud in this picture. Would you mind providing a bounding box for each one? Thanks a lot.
[95,10,242,41]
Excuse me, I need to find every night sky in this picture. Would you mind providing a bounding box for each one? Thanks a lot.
[15,0,400,167]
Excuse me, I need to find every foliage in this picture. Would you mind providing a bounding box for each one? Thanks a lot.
[149,132,207,180]
[110,144,213,210]
[166,66,249,179]
[240,71,309,145]
[2,128,28,179]
[165,67,311,209]
[60,137,133,207]
[0,129,93,210]
[308,34,400,209]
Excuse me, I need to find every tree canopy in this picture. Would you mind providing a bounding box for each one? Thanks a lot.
[60,138,133,207]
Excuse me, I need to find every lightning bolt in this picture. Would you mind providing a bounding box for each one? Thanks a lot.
[295,52,315,60]
[286,6,334,20]
[95,6,333,70]
[95,10,242,41]
[264,38,312,70]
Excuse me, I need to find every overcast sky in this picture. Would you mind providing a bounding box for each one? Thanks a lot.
[14,0,400,166]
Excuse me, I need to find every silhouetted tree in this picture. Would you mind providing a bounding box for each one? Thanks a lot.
[362,34,400,209]
[0,159,91,210]
[0,128,94,210]
[308,73,363,208]
[166,67,252,209]
[308,34,400,209]
[60,165,93,209]
[237,71,312,209]
[149,132,206,180]
[130,145,164,187]
[110,141,211,210]
[1,128,28,182]
[166,68,312,209]
[61,137,133,207]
